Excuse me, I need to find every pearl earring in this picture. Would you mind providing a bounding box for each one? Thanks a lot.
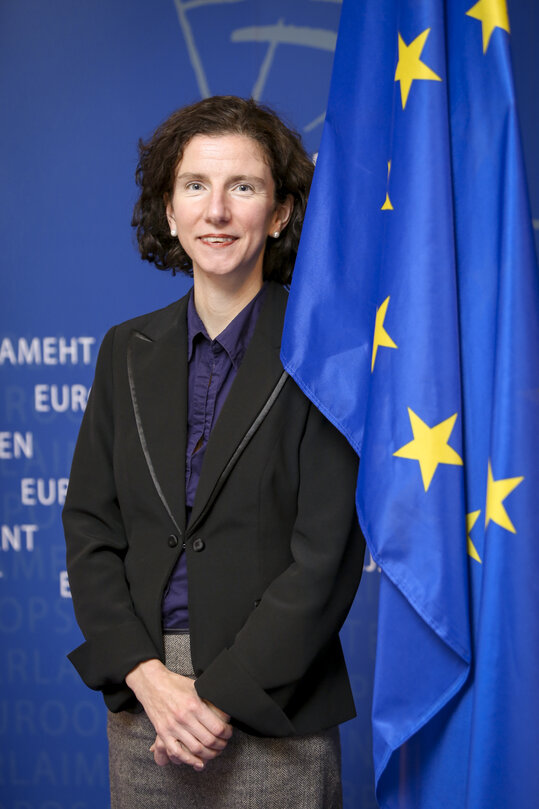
[273,231,280,239]
[170,228,177,237]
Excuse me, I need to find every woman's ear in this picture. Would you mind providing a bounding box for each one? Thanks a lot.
[164,194,176,233]
[272,194,294,235]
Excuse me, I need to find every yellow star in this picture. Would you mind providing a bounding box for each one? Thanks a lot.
[381,160,394,211]
[466,510,482,563]
[394,409,463,491]
[485,461,523,533]
[466,0,510,53]
[371,296,397,372]
[395,28,442,109]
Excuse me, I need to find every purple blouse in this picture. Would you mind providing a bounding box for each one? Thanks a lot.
[161,285,267,629]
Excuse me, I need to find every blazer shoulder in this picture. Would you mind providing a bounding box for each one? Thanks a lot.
[103,289,191,348]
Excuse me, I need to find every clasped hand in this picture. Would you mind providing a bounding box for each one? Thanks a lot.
[125,658,232,770]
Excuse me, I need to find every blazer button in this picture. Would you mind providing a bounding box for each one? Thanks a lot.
[192,538,205,552]
[167,534,179,548]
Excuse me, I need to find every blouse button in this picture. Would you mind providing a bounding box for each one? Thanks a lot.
[167,534,179,548]
[192,538,205,552]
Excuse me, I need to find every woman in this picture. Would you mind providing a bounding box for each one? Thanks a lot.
[63,96,365,809]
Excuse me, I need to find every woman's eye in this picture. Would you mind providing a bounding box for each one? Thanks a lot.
[186,182,203,191]
[236,184,253,193]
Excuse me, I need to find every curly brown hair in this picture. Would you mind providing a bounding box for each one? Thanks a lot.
[132,96,314,283]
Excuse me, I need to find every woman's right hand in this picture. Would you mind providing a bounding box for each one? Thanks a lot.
[125,658,233,770]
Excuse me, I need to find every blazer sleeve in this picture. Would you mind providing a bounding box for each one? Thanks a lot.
[194,400,365,734]
[63,327,159,705]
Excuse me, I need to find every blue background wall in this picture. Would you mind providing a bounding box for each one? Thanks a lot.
[0,1,535,807]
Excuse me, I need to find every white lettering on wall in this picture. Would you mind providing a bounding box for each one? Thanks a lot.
[60,571,71,599]
[1,525,38,551]
[34,384,89,413]
[0,431,33,459]
[20,478,69,507]
[0,336,95,365]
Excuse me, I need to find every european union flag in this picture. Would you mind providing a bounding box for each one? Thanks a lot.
[281,1,539,807]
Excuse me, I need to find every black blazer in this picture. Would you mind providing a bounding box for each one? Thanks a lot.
[63,282,365,737]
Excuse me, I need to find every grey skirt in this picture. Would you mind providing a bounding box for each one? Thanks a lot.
[108,633,342,809]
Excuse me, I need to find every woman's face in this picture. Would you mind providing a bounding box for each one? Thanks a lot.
[166,133,292,288]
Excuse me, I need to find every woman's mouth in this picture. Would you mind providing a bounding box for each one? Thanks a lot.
[199,235,237,245]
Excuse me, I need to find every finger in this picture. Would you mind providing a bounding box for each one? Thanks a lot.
[173,726,227,762]
[164,737,206,770]
[153,746,172,766]
[191,721,230,751]
[154,733,206,770]
[150,737,172,767]
[196,702,233,741]
[177,715,231,753]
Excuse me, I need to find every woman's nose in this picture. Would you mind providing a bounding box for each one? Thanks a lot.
[205,188,230,223]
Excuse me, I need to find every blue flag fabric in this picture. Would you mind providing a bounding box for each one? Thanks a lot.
[281,1,539,807]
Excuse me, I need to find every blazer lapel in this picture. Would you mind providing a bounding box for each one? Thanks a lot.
[127,295,189,534]
[188,283,288,532]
